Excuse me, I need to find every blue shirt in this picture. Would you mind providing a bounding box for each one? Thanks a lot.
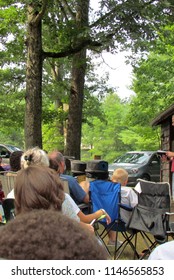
[60,174,86,205]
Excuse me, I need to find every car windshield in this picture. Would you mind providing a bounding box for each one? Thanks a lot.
[5,144,21,152]
[114,153,150,164]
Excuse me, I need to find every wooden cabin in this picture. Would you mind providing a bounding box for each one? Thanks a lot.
[151,104,174,198]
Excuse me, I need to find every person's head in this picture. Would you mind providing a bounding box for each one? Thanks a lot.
[21,147,49,169]
[9,151,23,172]
[14,165,64,215]
[0,209,107,260]
[85,160,109,181]
[86,172,109,181]
[48,150,65,174]
[111,168,128,186]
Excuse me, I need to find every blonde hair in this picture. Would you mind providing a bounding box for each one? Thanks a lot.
[112,168,128,186]
[21,147,49,169]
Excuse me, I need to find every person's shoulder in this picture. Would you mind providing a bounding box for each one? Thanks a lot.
[61,174,74,181]
[121,186,132,192]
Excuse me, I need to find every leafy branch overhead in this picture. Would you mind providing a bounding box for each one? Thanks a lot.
[0,0,174,155]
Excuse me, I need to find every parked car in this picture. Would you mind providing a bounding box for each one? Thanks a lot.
[0,144,22,166]
[108,151,161,187]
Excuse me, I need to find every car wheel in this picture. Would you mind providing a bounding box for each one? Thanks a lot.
[141,174,150,181]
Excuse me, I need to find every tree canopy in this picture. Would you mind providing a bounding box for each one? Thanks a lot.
[0,0,174,159]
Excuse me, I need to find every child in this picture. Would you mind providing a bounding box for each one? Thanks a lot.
[112,168,138,224]
[106,168,138,246]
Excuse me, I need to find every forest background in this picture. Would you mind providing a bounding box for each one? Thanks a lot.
[1,0,174,163]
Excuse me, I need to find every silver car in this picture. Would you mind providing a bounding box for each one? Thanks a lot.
[108,151,161,187]
[0,144,22,165]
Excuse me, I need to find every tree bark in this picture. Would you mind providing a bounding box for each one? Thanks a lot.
[25,4,43,149]
[65,49,87,159]
[64,0,89,159]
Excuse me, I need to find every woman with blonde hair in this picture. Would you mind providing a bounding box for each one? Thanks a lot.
[20,147,49,169]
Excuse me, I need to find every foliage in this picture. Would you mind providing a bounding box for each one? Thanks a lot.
[82,92,132,162]
[130,24,174,127]
[0,0,174,152]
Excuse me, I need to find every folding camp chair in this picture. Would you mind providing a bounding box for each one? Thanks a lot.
[89,179,139,259]
[127,179,172,259]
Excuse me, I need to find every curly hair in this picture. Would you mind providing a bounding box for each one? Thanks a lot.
[0,209,107,260]
[14,165,64,215]
[9,151,23,172]
[21,147,49,169]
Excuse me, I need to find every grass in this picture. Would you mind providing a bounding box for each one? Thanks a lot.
[97,224,174,260]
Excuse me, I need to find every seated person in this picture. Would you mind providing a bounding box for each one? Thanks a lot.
[6,150,23,198]
[106,168,137,246]
[71,160,87,183]
[48,151,89,205]
[111,168,138,225]
[80,163,138,246]
[49,158,111,227]
[0,209,108,260]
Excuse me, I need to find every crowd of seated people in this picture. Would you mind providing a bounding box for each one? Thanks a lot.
[1,146,173,260]
[0,209,107,260]
[2,147,110,232]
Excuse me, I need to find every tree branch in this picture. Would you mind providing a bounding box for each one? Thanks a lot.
[60,0,76,19]
[33,1,48,25]
[42,38,102,59]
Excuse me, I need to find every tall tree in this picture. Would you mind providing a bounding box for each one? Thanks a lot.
[25,2,47,148]
[0,0,173,152]
[65,0,89,159]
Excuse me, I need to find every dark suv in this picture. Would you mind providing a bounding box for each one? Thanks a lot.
[108,151,161,187]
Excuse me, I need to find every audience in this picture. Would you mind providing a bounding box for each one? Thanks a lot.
[0,209,108,259]
[14,165,64,215]
[21,147,49,169]
[7,150,23,199]
[9,151,23,172]
[11,147,108,232]
[48,151,89,205]
[49,157,111,226]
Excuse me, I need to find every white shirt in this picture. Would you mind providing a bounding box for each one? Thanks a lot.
[62,193,80,222]
[148,240,174,260]
[120,186,138,224]
[7,189,14,199]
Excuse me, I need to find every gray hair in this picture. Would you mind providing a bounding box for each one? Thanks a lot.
[21,147,49,169]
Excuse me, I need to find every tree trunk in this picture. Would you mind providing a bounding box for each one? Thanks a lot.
[65,49,87,159]
[65,0,89,159]
[25,4,43,149]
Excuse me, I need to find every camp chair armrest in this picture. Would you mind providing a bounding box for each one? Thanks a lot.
[118,203,133,212]
[165,212,174,216]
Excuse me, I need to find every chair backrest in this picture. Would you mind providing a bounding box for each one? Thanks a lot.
[137,179,170,210]
[89,180,121,222]
[0,172,17,197]
[128,179,171,238]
